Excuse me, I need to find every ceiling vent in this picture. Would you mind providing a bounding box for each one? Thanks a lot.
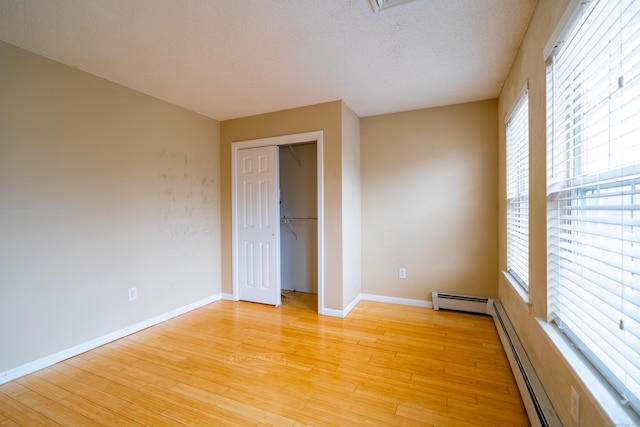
[369,0,418,13]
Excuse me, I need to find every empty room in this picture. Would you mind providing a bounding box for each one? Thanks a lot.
[1,0,638,426]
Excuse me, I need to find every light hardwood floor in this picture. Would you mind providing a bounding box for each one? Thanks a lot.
[0,292,530,426]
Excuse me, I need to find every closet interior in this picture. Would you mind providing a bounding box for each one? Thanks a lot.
[279,142,318,294]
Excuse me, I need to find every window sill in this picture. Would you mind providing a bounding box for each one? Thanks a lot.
[537,318,639,425]
[502,270,531,308]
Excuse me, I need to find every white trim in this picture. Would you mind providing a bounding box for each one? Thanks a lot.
[319,293,432,317]
[537,318,640,425]
[502,270,531,308]
[231,131,325,314]
[319,294,362,318]
[505,81,529,125]
[361,293,431,308]
[0,294,222,385]
[316,134,325,317]
[543,0,591,61]
[0,291,456,383]
[343,293,363,316]
[319,308,347,318]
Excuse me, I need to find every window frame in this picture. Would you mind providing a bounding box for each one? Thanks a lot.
[505,85,530,295]
[546,0,640,415]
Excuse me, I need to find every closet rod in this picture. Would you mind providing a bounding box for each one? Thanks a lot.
[280,217,317,222]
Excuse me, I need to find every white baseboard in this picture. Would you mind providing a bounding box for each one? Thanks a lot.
[320,294,362,318]
[319,293,430,317]
[343,293,363,316]
[0,294,222,385]
[319,308,345,317]
[1,292,432,384]
[361,293,432,308]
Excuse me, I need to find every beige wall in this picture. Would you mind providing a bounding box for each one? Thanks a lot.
[220,101,350,310]
[361,100,498,301]
[498,0,615,425]
[341,103,362,306]
[0,41,221,373]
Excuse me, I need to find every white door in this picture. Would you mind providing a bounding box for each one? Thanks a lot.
[236,146,281,306]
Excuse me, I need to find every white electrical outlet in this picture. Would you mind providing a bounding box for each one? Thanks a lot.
[399,268,407,279]
[128,287,137,301]
[570,386,579,424]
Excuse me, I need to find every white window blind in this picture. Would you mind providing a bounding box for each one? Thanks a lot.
[506,89,530,291]
[547,0,640,413]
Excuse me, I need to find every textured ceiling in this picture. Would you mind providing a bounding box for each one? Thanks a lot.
[0,0,538,121]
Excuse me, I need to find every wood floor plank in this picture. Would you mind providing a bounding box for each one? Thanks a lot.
[12,390,100,427]
[173,382,299,426]
[47,363,172,414]
[140,383,270,427]
[30,368,132,413]
[447,395,530,426]
[56,394,144,426]
[0,382,29,399]
[15,375,71,402]
[0,391,61,427]
[159,403,249,427]
[0,293,530,426]
[354,376,451,407]
[77,354,178,390]
[119,403,190,427]
[62,357,153,392]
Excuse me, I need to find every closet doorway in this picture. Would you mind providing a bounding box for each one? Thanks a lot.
[280,143,317,298]
[231,131,325,314]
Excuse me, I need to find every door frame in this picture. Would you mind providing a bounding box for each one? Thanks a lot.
[231,131,324,314]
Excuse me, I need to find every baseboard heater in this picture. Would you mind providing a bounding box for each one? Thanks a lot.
[431,291,492,315]
[432,292,562,427]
